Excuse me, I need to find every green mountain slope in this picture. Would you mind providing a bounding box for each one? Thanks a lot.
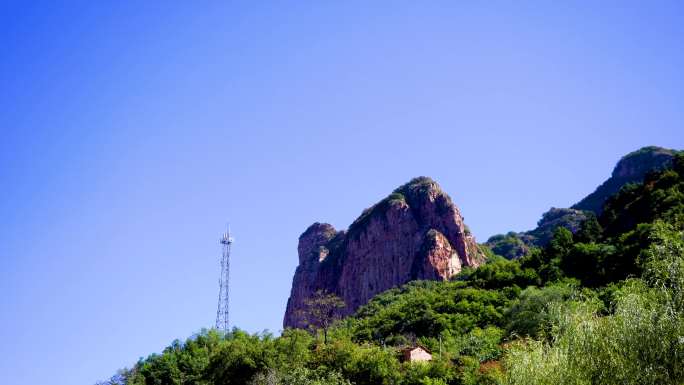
[572,146,678,214]
[103,151,684,385]
[486,146,679,258]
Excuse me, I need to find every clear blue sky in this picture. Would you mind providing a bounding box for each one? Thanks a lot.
[1,1,682,384]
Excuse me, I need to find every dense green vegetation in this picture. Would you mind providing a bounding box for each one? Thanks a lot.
[103,153,684,385]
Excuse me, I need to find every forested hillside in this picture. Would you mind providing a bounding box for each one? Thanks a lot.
[103,152,684,385]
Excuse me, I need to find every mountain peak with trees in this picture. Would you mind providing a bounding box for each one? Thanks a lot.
[486,146,680,259]
[573,146,679,214]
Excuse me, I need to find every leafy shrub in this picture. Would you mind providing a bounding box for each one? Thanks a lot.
[504,283,577,338]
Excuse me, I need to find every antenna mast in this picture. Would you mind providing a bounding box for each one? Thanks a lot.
[215,225,233,331]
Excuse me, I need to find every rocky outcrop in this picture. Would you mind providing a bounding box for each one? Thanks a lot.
[284,177,485,329]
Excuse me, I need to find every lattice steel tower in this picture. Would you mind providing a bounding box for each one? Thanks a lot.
[215,225,233,331]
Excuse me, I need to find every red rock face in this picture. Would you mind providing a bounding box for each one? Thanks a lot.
[283,177,485,329]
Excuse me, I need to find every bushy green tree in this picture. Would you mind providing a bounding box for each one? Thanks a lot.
[574,214,603,243]
[460,258,539,290]
[504,283,578,338]
[203,331,276,385]
[249,367,351,385]
[311,338,401,385]
[400,358,456,385]
[300,290,346,344]
[485,232,529,260]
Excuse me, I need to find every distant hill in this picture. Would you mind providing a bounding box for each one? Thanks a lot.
[572,146,678,214]
[486,146,679,258]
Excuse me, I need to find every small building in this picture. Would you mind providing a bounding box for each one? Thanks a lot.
[400,345,432,362]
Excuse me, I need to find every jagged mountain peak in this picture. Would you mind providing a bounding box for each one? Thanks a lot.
[284,177,484,328]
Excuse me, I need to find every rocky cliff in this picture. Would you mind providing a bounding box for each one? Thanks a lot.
[284,177,485,329]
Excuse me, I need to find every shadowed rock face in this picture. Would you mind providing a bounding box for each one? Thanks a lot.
[283,177,485,329]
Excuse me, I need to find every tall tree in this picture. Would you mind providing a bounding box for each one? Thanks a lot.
[300,290,345,344]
